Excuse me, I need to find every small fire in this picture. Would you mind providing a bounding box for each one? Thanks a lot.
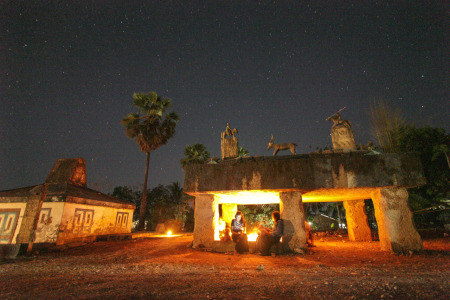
[167,230,172,236]
[247,231,259,242]
[218,219,226,232]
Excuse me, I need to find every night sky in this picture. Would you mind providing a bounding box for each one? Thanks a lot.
[1,1,448,193]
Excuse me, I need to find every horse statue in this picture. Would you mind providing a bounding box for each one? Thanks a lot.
[221,123,238,139]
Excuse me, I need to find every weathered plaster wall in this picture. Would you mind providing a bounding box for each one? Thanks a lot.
[57,202,133,245]
[0,202,27,244]
[15,193,43,244]
[34,202,65,243]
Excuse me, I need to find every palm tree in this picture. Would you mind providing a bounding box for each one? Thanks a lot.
[121,92,179,231]
[238,146,250,157]
[180,143,210,167]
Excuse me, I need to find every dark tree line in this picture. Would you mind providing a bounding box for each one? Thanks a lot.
[111,182,194,232]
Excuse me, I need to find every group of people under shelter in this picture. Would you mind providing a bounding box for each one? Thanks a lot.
[224,210,313,256]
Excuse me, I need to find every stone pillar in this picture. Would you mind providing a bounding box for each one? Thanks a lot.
[343,200,372,241]
[193,194,218,248]
[371,188,422,253]
[279,191,307,253]
[221,137,238,159]
[221,204,237,226]
[16,185,45,244]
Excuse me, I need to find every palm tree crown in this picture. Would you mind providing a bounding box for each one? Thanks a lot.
[180,143,210,167]
[121,92,179,153]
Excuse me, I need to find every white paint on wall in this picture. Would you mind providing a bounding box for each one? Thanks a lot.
[0,202,27,244]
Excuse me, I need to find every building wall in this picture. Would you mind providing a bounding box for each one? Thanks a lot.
[0,202,27,244]
[34,202,65,243]
[57,201,133,245]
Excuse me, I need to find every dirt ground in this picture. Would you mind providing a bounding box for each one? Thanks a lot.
[1,234,449,299]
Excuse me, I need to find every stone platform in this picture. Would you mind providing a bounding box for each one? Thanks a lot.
[183,152,426,253]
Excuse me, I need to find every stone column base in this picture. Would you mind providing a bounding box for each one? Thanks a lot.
[279,191,306,253]
[193,194,217,248]
[371,188,422,253]
[343,200,372,241]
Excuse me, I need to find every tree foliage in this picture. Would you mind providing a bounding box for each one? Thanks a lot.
[180,143,210,167]
[122,92,179,152]
[111,186,141,220]
[393,126,450,212]
[370,98,406,153]
[237,204,279,231]
[238,146,250,157]
[121,92,179,231]
[111,183,194,232]
[370,99,449,226]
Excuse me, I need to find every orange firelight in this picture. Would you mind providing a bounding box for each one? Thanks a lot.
[247,231,259,242]
[167,230,172,236]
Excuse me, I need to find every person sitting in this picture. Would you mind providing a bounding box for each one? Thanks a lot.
[256,211,284,256]
[231,211,249,254]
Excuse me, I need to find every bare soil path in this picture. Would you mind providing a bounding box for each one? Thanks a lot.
[1,235,449,299]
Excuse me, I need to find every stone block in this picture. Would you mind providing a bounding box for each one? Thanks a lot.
[193,194,217,248]
[331,126,357,150]
[279,191,307,252]
[221,137,238,160]
[343,200,372,241]
[371,188,422,253]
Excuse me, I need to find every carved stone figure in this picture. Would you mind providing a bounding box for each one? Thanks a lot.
[221,123,238,139]
[326,112,357,150]
[221,123,238,159]
[267,135,297,156]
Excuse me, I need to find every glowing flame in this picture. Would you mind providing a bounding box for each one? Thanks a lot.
[218,219,226,231]
[214,191,280,205]
[247,231,258,242]
[167,230,172,236]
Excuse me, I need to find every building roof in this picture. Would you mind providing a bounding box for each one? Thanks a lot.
[0,183,135,209]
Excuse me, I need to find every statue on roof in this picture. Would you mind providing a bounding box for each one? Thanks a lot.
[326,108,357,150]
[221,123,239,159]
[221,123,238,139]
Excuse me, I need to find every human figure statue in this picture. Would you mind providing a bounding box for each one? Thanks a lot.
[222,123,238,139]
[326,111,357,150]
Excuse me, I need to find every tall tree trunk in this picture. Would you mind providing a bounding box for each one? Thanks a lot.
[137,151,151,231]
